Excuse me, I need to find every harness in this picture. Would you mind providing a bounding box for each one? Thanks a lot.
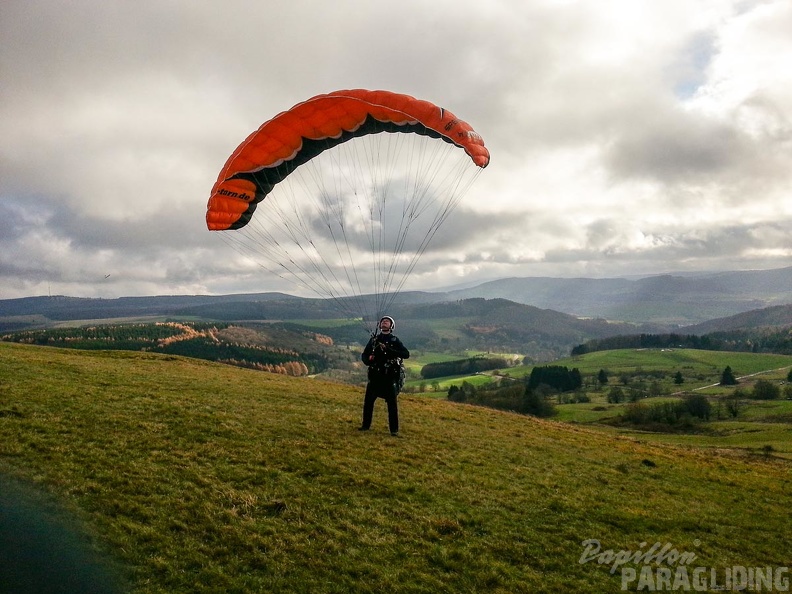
[368,335,406,393]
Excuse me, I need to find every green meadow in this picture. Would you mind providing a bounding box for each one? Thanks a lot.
[1,342,791,593]
[409,348,792,457]
[514,349,792,383]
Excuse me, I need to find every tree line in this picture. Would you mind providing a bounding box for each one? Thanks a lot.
[3,322,207,348]
[1,323,327,376]
[572,329,792,356]
[448,380,558,418]
[421,356,510,379]
[571,333,720,355]
[157,337,326,375]
[447,365,584,418]
[527,365,582,392]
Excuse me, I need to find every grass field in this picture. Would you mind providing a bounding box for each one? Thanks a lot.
[514,349,792,382]
[407,348,792,391]
[504,349,792,458]
[405,348,792,454]
[1,342,791,593]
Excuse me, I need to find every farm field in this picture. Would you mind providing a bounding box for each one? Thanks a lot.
[415,347,792,395]
[408,348,792,457]
[514,349,792,383]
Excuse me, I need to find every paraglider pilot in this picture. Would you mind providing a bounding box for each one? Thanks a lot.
[359,316,410,436]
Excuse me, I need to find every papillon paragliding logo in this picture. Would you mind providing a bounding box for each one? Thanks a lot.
[206,89,489,333]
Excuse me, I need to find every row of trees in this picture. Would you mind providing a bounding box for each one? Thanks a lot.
[527,365,582,392]
[158,337,326,375]
[573,330,792,356]
[620,394,712,428]
[448,380,557,418]
[571,334,722,355]
[446,365,587,417]
[421,356,510,379]
[3,322,216,349]
[219,358,310,376]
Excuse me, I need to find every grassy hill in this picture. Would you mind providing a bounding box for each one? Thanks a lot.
[1,342,790,593]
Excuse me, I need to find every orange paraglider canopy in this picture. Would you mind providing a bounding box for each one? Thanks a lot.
[206,89,489,231]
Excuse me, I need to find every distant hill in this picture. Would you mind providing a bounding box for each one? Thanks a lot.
[441,267,792,325]
[0,294,665,362]
[572,301,792,357]
[385,298,664,359]
[267,297,670,360]
[0,293,297,331]
[3,266,792,331]
[0,292,437,329]
[685,304,792,334]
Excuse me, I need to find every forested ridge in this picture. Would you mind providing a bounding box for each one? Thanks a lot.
[1,322,329,376]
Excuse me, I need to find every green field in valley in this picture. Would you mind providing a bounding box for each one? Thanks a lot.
[407,348,792,458]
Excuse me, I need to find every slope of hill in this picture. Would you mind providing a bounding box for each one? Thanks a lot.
[1,294,668,362]
[386,298,665,360]
[1,342,789,593]
[685,304,792,335]
[0,293,298,328]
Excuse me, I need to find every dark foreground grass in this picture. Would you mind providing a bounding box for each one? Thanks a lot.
[1,342,791,593]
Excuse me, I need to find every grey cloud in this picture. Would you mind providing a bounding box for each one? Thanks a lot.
[0,193,210,253]
[605,112,747,183]
[562,220,792,265]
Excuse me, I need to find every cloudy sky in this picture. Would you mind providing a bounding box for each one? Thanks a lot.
[2,0,791,300]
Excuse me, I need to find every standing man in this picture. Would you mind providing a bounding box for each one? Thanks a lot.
[360,316,410,436]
